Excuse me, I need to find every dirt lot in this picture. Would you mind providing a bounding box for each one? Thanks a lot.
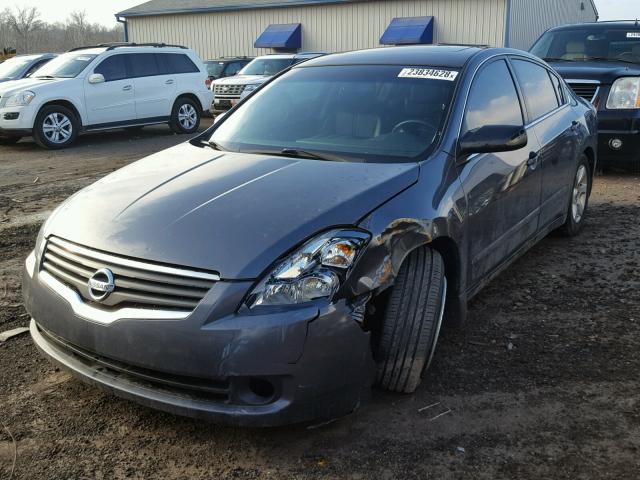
[1,126,639,479]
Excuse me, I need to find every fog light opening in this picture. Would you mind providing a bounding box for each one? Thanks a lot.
[609,138,623,150]
[249,377,275,400]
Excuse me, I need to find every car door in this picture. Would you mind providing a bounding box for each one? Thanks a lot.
[85,54,135,126]
[511,58,579,229]
[456,58,543,286]
[130,53,176,120]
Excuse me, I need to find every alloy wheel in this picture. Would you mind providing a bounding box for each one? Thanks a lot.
[42,112,73,144]
[571,164,588,223]
[178,103,198,130]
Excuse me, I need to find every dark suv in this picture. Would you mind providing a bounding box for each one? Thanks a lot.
[531,21,640,171]
[203,57,253,88]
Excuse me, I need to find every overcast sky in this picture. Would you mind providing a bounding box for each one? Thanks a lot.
[0,0,637,26]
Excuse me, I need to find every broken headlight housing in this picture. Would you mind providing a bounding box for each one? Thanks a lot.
[247,229,370,308]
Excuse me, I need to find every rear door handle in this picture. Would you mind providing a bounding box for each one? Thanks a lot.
[122,85,132,91]
[527,151,539,168]
[165,79,174,85]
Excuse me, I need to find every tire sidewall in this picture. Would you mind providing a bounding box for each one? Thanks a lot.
[34,105,79,149]
[564,154,591,236]
[170,97,201,134]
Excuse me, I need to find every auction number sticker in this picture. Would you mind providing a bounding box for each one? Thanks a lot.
[627,32,640,38]
[398,68,459,81]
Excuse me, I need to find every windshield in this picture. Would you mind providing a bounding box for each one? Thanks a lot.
[239,58,293,76]
[205,61,226,77]
[0,57,31,79]
[33,53,97,78]
[210,65,457,163]
[531,28,640,63]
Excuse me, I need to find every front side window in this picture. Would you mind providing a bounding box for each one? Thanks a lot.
[531,28,640,63]
[463,59,523,134]
[210,65,458,163]
[31,53,97,78]
[225,62,244,76]
[240,58,293,76]
[512,60,559,121]
[94,55,128,82]
[129,53,160,78]
[549,72,566,105]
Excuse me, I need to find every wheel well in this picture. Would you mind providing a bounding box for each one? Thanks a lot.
[429,236,461,298]
[39,100,82,127]
[174,93,202,114]
[583,147,595,177]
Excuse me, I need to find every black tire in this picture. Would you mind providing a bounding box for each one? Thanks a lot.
[0,136,21,145]
[33,104,79,149]
[375,247,446,393]
[560,154,591,237]
[169,97,201,134]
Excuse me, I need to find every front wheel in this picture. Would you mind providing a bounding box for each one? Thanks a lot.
[169,97,201,134]
[33,105,79,149]
[375,247,446,393]
[560,154,591,236]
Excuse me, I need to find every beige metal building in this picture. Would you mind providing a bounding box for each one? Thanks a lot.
[116,0,598,59]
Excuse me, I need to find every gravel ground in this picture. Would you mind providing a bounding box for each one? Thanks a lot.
[1,127,639,479]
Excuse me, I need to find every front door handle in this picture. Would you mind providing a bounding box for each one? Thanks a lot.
[526,151,539,168]
[122,85,132,91]
[165,79,174,85]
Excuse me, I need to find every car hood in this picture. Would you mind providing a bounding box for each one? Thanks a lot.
[548,61,640,84]
[0,77,68,95]
[213,75,269,86]
[46,143,419,279]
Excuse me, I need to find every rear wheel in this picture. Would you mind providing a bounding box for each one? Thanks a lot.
[560,154,591,236]
[375,247,446,393]
[169,97,201,134]
[33,105,79,149]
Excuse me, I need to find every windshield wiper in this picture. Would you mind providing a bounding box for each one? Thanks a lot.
[584,56,638,64]
[248,148,346,162]
[201,139,227,151]
[543,57,575,62]
[34,75,57,79]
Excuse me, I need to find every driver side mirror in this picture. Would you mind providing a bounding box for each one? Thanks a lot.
[458,125,527,156]
[88,73,105,84]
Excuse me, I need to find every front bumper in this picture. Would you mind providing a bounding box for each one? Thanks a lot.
[0,104,36,136]
[23,253,375,427]
[209,96,239,114]
[597,110,640,170]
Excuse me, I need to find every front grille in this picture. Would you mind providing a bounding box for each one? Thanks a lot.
[41,236,219,311]
[38,324,230,400]
[214,84,245,96]
[567,82,599,102]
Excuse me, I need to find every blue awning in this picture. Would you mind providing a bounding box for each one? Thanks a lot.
[254,23,302,49]
[380,16,434,45]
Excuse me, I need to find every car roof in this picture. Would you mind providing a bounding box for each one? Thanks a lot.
[12,53,56,61]
[299,45,489,68]
[547,20,640,32]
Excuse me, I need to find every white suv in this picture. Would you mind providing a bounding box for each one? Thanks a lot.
[0,43,213,149]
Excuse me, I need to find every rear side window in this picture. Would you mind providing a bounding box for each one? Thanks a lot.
[94,55,128,82]
[129,53,160,78]
[512,59,560,121]
[463,59,524,134]
[160,53,199,74]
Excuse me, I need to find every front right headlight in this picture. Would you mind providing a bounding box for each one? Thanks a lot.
[240,84,259,99]
[4,90,36,107]
[247,229,370,308]
[606,77,640,109]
